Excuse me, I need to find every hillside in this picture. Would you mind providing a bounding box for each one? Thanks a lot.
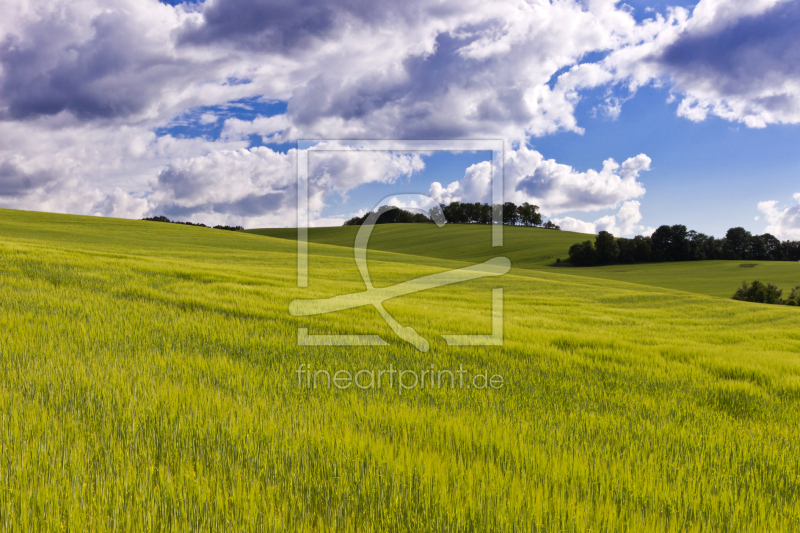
[2,208,800,531]
[247,223,584,268]
[250,223,800,299]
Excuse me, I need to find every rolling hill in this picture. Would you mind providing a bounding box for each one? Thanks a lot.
[249,223,800,299]
[2,208,800,531]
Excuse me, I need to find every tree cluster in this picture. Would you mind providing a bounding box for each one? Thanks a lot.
[142,216,244,231]
[343,207,433,226]
[440,201,546,226]
[733,281,800,306]
[343,201,560,229]
[568,225,800,266]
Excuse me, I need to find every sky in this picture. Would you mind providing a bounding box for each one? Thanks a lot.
[1,0,799,239]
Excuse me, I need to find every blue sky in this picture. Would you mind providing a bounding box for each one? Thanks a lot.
[532,84,800,238]
[1,0,799,239]
[151,82,800,237]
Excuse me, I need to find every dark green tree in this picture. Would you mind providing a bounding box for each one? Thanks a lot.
[517,202,542,226]
[594,231,620,265]
[502,202,519,225]
[724,227,751,259]
[568,240,597,266]
[732,280,782,304]
[760,233,783,260]
[748,235,768,260]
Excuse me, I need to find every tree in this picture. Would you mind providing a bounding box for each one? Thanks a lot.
[617,235,651,263]
[785,241,800,261]
[687,231,711,260]
[724,227,751,259]
[632,235,652,262]
[594,231,620,265]
[669,225,691,261]
[761,233,784,260]
[568,240,597,266]
[343,206,433,226]
[732,280,782,304]
[502,202,519,225]
[748,235,768,260]
[543,220,560,230]
[517,202,542,227]
[650,225,673,262]
[786,286,800,306]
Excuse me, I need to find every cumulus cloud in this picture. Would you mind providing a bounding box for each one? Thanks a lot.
[0,0,796,227]
[561,0,800,128]
[307,150,424,198]
[0,1,203,121]
[428,181,461,205]
[0,160,56,196]
[90,187,150,219]
[430,146,650,216]
[660,0,800,128]
[150,147,296,219]
[143,146,427,227]
[552,201,654,237]
[758,193,800,240]
[510,149,650,215]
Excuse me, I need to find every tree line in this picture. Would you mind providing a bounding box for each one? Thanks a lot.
[732,281,800,306]
[344,201,561,229]
[143,215,244,231]
[568,225,800,266]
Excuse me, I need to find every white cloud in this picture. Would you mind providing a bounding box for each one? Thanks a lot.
[307,150,425,198]
[552,200,653,236]
[0,0,797,227]
[144,146,426,227]
[553,216,598,234]
[91,187,150,219]
[199,113,220,125]
[428,181,461,204]
[433,146,650,216]
[560,0,800,128]
[758,193,800,240]
[510,149,649,215]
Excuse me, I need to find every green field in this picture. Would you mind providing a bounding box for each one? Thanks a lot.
[560,260,800,298]
[3,208,800,531]
[248,223,583,269]
[253,224,800,299]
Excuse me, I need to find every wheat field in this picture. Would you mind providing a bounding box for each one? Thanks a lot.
[2,208,800,531]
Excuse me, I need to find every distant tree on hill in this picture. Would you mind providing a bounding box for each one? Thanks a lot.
[542,220,560,230]
[618,235,651,263]
[762,233,784,260]
[787,286,800,306]
[516,202,542,226]
[343,207,433,226]
[650,224,691,262]
[724,227,751,260]
[732,280,782,304]
[564,220,800,267]
[568,240,597,266]
[502,202,519,225]
[143,216,243,230]
[594,231,619,265]
[214,225,244,231]
[344,200,549,227]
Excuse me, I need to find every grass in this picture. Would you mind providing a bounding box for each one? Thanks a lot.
[2,208,800,531]
[248,223,583,269]
[253,223,800,299]
[560,260,800,298]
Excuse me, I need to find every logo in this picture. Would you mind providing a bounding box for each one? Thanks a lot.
[291,140,507,352]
